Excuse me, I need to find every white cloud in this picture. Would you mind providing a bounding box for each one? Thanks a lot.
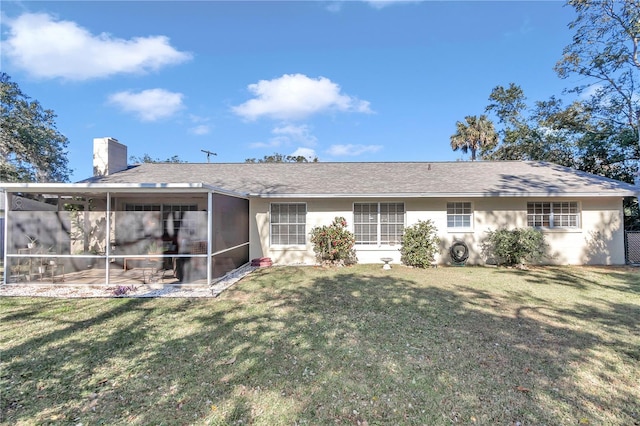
[108,89,185,121]
[249,140,282,149]
[3,13,192,80]
[326,0,420,11]
[232,73,372,121]
[291,147,318,160]
[249,124,317,149]
[363,0,422,9]
[579,84,604,100]
[188,115,213,135]
[272,124,318,146]
[189,125,211,135]
[326,144,383,156]
[325,2,343,13]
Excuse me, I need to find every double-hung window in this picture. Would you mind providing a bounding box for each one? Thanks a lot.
[270,203,307,245]
[527,202,579,228]
[354,202,405,245]
[447,202,472,229]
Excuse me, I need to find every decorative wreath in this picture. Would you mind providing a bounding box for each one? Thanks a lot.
[449,240,469,263]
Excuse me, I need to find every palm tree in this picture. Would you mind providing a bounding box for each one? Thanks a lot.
[449,115,498,161]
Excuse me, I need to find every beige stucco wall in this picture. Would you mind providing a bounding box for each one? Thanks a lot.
[250,196,626,266]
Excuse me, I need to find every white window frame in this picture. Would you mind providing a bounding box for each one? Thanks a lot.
[447,201,473,230]
[527,201,580,229]
[270,203,307,246]
[353,202,405,246]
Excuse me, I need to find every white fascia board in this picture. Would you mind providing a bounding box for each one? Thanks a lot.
[0,182,248,198]
[0,182,206,191]
[250,191,635,198]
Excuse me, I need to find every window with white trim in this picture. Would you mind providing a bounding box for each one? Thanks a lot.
[527,202,580,228]
[270,203,307,245]
[447,202,472,229]
[354,202,405,245]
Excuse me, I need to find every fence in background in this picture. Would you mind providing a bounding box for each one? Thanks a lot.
[625,231,640,264]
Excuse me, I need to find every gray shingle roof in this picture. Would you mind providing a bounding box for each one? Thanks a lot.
[79,161,637,197]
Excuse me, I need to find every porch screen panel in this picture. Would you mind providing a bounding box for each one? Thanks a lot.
[118,203,205,256]
[7,194,65,255]
[212,194,249,253]
[212,245,250,279]
[6,193,110,282]
[117,205,162,256]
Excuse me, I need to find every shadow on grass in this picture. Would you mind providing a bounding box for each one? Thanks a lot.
[1,266,639,425]
[495,265,640,295]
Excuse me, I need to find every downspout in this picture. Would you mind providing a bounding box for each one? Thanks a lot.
[207,191,213,286]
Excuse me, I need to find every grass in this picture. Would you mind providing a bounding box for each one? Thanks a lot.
[1,264,639,425]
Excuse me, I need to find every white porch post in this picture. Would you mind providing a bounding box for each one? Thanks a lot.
[2,191,8,285]
[207,191,213,285]
[105,192,111,286]
[636,110,640,195]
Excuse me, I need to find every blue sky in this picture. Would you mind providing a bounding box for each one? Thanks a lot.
[1,1,578,181]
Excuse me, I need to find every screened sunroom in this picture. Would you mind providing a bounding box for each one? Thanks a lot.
[2,184,249,286]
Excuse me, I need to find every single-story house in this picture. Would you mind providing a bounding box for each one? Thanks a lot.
[1,137,637,285]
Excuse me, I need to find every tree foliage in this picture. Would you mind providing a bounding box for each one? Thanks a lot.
[555,0,640,131]
[245,153,318,163]
[130,154,186,164]
[484,84,579,166]
[0,73,71,182]
[449,115,498,161]
[477,1,640,184]
[482,83,638,183]
[555,0,640,178]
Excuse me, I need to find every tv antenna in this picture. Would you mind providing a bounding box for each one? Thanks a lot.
[201,149,217,163]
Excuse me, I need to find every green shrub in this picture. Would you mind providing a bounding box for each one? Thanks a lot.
[310,217,357,265]
[400,220,440,268]
[484,228,547,266]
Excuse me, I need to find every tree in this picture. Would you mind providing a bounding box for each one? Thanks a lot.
[130,154,186,164]
[555,0,640,180]
[449,115,498,161]
[245,153,318,163]
[0,73,71,182]
[484,83,637,181]
[484,84,582,167]
[483,83,534,161]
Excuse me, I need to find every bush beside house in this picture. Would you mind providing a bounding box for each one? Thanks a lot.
[400,220,440,268]
[310,217,357,266]
[483,228,548,266]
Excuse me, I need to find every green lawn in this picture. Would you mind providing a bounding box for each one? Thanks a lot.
[1,265,639,425]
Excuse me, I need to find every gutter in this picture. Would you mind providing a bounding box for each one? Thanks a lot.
[1,183,633,199]
[0,182,249,199]
[249,191,637,199]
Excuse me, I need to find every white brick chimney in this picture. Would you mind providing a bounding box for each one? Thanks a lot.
[93,137,128,176]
